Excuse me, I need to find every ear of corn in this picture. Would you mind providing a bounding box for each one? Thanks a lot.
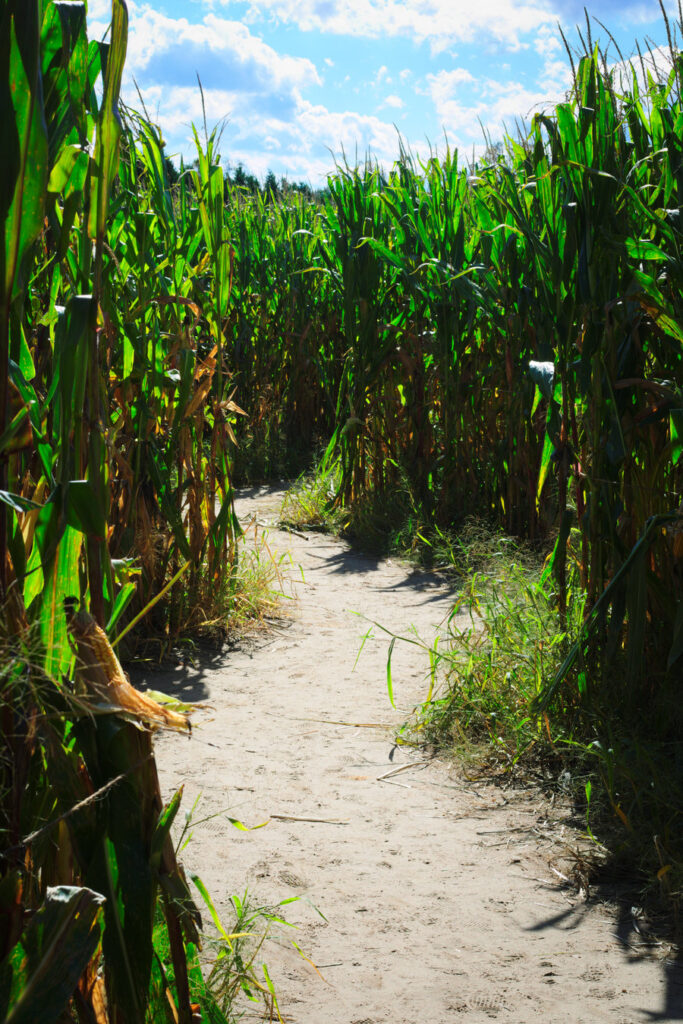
[67,606,191,732]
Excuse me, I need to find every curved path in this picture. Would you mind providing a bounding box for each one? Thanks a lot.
[150,485,679,1024]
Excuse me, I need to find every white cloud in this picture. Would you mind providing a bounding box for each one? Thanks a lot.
[87,2,328,179]
[425,62,569,154]
[372,64,391,86]
[121,10,320,94]
[608,43,674,93]
[295,100,404,162]
[131,73,416,184]
[229,0,556,49]
[426,68,475,104]
[83,0,591,185]
[534,25,563,59]
[539,58,571,93]
[87,0,114,23]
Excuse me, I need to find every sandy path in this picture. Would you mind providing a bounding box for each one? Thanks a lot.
[147,485,681,1024]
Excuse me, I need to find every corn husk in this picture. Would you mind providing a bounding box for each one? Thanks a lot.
[67,607,191,732]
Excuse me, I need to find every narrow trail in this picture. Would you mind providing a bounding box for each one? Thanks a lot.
[149,485,679,1024]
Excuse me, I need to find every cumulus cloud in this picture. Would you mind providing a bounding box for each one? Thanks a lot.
[86,2,331,174]
[424,55,571,154]
[86,0,651,186]
[225,0,556,49]
[426,68,475,103]
[106,7,415,184]
[123,10,320,95]
[295,100,405,162]
[534,25,563,59]
[86,0,113,23]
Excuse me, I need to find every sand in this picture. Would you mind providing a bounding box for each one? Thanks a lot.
[145,484,682,1023]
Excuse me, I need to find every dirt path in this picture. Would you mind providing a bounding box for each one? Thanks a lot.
[148,485,681,1024]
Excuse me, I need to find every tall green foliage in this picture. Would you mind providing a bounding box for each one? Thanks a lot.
[218,33,683,691]
[0,1,243,1020]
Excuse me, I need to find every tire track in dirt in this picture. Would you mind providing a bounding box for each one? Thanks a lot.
[147,485,678,1024]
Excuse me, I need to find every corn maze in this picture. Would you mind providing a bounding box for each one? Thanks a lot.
[1,0,682,1019]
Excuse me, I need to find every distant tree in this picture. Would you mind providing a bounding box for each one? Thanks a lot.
[278,177,315,200]
[232,162,247,187]
[264,169,279,201]
[229,162,260,195]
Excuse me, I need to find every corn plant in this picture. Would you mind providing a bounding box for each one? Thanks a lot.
[0,1,246,1019]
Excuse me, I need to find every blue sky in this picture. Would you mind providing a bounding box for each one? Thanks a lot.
[88,0,676,185]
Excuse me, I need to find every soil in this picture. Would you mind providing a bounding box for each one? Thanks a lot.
[144,484,683,1024]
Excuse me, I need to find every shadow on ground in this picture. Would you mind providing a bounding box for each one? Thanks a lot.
[128,644,237,703]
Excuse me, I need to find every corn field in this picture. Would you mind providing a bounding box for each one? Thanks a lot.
[2,0,683,1018]
[225,30,683,692]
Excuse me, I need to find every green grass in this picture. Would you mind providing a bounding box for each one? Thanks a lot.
[397,548,683,933]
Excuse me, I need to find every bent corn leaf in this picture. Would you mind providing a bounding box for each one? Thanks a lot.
[1,886,104,1024]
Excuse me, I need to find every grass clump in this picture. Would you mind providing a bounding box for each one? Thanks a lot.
[281,467,514,569]
[413,560,583,763]
[280,468,345,533]
[198,888,298,1023]
[126,521,293,660]
[405,544,682,932]
[194,524,293,642]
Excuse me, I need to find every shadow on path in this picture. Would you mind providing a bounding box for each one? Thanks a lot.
[129,645,233,703]
[526,885,683,1021]
[303,546,454,605]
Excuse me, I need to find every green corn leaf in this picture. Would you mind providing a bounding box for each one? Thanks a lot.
[41,523,82,679]
[625,237,670,262]
[0,490,41,514]
[206,488,241,574]
[87,0,127,241]
[386,635,396,708]
[0,401,31,456]
[190,872,233,947]
[536,430,554,511]
[47,143,89,197]
[40,1,89,154]
[23,497,61,610]
[105,580,136,635]
[1,886,104,1024]
[64,479,106,540]
[1,0,48,308]
[670,409,683,465]
[150,788,183,872]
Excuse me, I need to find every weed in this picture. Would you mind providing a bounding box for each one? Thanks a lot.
[398,542,682,930]
[281,468,343,532]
